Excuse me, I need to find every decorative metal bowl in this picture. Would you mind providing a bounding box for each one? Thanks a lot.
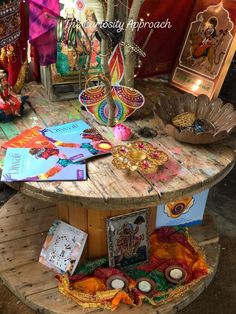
[155,93,236,144]
[112,141,168,174]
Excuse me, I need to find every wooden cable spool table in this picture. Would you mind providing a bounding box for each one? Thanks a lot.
[0,84,235,313]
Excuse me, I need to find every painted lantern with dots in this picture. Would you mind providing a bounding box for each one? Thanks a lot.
[79,85,145,125]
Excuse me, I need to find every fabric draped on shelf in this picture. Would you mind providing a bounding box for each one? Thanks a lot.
[0,0,28,93]
[0,0,21,48]
[29,0,60,65]
[56,226,210,311]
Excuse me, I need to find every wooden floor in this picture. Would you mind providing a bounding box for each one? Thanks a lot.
[0,193,220,314]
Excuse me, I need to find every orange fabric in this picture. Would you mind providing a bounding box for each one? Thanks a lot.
[150,232,208,274]
[73,277,106,294]
[112,291,133,309]
[57,228,209,311]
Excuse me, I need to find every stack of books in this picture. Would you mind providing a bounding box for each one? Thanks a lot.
[1,120,112,182]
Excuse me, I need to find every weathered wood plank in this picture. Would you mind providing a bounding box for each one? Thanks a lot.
[87,208,111,259]
[0,262,57,299]
[0,193,54,218]
[0,233,47,272]
[188,214,219,246]
[149,206,157,235]
[68,204,88,261]
[0,207,56,243]
[57,203,69,223]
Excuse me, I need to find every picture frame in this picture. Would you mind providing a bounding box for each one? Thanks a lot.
[41,0,104,101]
[156,190,209,228]
[171,0,236,99]
[106,209,149,269]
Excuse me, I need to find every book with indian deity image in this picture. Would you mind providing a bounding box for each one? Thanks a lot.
[106,209,149,269]
[1,147,89,182]
[1,126,56,149]
[39,120,112,158]
[39,219,88,275]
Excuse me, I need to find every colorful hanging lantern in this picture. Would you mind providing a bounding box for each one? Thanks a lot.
[79,85,145,125]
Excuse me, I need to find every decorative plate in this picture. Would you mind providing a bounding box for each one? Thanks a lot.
[79,85,145,125]
[112,141,168,174]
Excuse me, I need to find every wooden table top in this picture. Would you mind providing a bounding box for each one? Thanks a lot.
[0,83,235,210]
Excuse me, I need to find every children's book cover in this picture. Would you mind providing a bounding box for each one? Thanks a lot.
[156,190,209,228]
[39,120,112,158]
[39,219,88,275]
[1,126,56,149]
[1,147,90,182]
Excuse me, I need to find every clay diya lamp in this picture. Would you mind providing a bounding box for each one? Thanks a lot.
[106,275,129,291]
[136,277,156,297]
[164,265,188,284]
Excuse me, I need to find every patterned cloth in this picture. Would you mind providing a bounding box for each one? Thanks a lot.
[0,0,28,90]
[29,0,60,65]
[57,227,210,311]
[0,0,21,48]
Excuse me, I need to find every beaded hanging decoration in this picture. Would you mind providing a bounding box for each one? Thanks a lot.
[0,0,21,48]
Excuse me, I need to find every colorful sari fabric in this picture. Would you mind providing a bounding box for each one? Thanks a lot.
[0,0,21,48]
[29,0,60,65]
[56,227,210,311]
[0,0,28,92]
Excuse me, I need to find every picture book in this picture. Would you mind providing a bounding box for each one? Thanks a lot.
[107,209,149,269]
[1,126,56,149]
[156,190,209,228]
[39,120,112,159]
[39,219,88,275]
[1,147,90,182]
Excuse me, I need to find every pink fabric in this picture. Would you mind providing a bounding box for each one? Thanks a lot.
[29,0,60,65]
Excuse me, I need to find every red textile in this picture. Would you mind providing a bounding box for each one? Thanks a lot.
[0,0,28,87]
[30,45,40,82]
[133,0,197,77]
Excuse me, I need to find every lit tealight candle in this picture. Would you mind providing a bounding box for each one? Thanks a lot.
[138,281,152,293]
[111,279,125,290]
[169,269,183,280]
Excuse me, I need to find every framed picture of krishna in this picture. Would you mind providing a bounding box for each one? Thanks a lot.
[171,0,236,99]
[106,209,149,269]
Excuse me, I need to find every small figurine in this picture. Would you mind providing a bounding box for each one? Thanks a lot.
[0,71,26,122]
